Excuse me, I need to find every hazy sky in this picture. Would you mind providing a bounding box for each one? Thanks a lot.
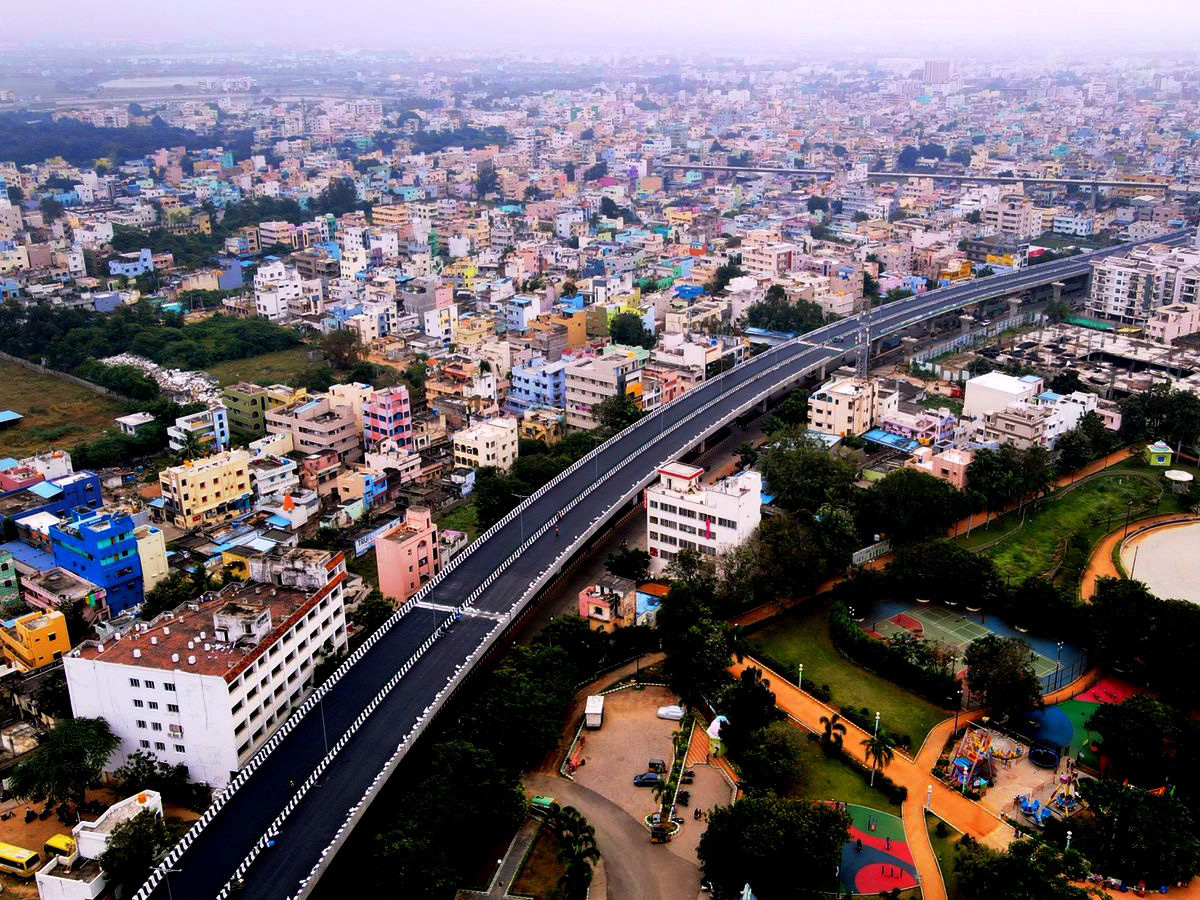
[11,0,1200,54]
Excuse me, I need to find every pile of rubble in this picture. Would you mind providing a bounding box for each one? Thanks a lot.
[101,353,221,403]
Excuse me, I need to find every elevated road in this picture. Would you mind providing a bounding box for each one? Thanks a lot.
[137,228,1192,900]
[658,162,1173,191]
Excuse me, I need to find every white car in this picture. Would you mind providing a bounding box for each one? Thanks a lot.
[656,705,685,721]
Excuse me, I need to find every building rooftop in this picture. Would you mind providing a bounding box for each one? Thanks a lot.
[69,579,336,681]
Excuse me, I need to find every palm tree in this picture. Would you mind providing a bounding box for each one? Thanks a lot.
[178,429,203,461]
[727,623,748,663]
[820,712,847,750]
[862,731,896,787]
[555,806,600,900]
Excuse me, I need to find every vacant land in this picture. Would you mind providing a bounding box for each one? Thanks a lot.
[205,347,312,387]
[748,596,947,748]
[959,471,1160,581]
[0,359,126,457]
[511,825,565,899]
[436,501,479,543]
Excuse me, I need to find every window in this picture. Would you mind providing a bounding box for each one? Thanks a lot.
[164,682,176,692]
[154,742,165,751]
[144,681,155,689]
[136,720,147,729]
[133,699,144,708]
[129,678,141,688]
[140,740,151,749]
[167,704,179,713]
[151,722,163,732]
[148,701,159,710]
[174,744,185,754]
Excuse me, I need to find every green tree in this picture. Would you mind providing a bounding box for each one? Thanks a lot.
[98,809,172,895]
[321,329,364,370]
[861,730,896,784]
[1044,298,1072,323]
[352,590,394,636]
[554,805,600,900]
[698,797,850,900]
[744,284,830,335]
[1086,695,1198,792]
[955,839,1092,900]
[594,393,643,431]
[757,434,857,513]
[10,717,119,811]
[607,311,656,349]
[1120,383,1200,449]
[734,441,758,469]
[736,721,806,795]
[475,168,498,198]
[964,635,1042,722]
[604,546,650,582]
[859,468,962,543]
[720,667,784,754]
[763,389,809,431]
[39,196,65,220]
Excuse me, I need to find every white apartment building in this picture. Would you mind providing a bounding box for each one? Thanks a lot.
[808,375,899,437]
[453,417,519,471]
[254,260,303,322]
[1085,242,1200,326]
[646,463,763,575]
[962,371,1044,419]
[64,565,348,787]
[1052,213,1095,237]
[742,242,799,280]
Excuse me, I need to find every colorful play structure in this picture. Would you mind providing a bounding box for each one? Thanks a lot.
[949,725,995,794]
[835,804,919,895]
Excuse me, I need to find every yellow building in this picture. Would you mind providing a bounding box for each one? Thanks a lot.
[2,610,70,672]
[550,310,588,350]
[134,524,169,593]
[158,450,253,529]
[456,315,493,348]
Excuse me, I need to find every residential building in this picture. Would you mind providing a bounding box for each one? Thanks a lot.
[134,524,169,593]
[362,386,414,451]
[375,507,439,604]
[453,417,519,471]
[982,195,1041,238]
[50,508,143,615]
[905,447,975,490]
[266,395,362,463]
[167,403,230,456]
[1085,242,1200,325]
[577,575,636,631]
[520,409,565,445]
[64,574,348,787]
[20,567,108,621]
[808,375,899,437]
[1,610,69,672]
[646,463,762,575]
[564,355,643,430]
[506,356,569,415]
[221,383,308,442]
[979,404,1054,450]
[1146,303,1200,345]
[158,450,253,530]
[248,454,300,504]
[962,371,1043,419]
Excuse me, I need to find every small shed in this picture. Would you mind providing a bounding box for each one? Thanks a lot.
[1145,441,1174,467]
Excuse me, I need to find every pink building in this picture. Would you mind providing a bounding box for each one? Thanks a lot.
[362,386,414,451]
[0,466,44,494]
[376,506,439,603]
[905,447,974,491]
[300,450,341,496]
[576,575,637,631]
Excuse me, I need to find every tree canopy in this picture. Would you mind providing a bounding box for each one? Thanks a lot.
[10,717,119,810]
[963,634,1042,721]
[607,311,656,349]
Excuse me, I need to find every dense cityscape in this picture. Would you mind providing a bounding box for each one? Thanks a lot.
[1,6,1200,899]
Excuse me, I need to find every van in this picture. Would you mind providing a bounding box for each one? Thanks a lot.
[647,758,666,773]
[43,834,76,859]
[0,842,40,878]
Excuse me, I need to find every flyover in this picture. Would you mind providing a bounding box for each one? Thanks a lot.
[658,162,1173,191]
[136,228,1192,900]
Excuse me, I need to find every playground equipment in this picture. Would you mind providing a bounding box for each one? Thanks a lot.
[1049,769,1084,816]
[950,725,994,793]
[991,741,1025,767]
[1017,795,1055,827]
[1029,746,1060,769]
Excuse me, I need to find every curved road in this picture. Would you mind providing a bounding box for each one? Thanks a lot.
[137,228,1192,899]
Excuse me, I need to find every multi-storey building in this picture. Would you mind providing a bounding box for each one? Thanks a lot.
[506,356,569,415]
[64,572,348,787]
[221,383,308,442]
[564,355,643,430]
[646,463,763,575]
[1085,242,1200,326]
[452,417,520,471]
[1,610,69,672]
[134,524,169,593]
[266,395,362,463]
[362,386,413,451]
[808,375,899,437]
[376,507,439,604]
[167,403,230,456]
[20,567,108,621]
[0,550,17,608]
[158,451,253,530]
[50,508,143,615]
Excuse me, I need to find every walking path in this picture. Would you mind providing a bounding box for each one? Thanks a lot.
[486,818,541,896]
[1080,513,1200,599]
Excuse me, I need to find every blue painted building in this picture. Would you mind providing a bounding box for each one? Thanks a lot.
[0,471,103,527]
[50,508,143,614]
[506,356,569,415]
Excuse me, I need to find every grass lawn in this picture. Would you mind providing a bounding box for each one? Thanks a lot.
[346,549,379,591]
[436,501,479,543]
[925,810,964,899]
[790,733,902,815]
[748,596,948,749]
[511,825,565,899]
[0,359,126,457]
[957,470,1161,581]
[205,347,313,387]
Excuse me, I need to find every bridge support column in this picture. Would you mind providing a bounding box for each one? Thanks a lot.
[959,315,975,335]
[902,336,919,369]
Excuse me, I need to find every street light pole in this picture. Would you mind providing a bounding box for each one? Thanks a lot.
[1055,641,1063,691]
[798,663,803,692]
[870,711,881,786]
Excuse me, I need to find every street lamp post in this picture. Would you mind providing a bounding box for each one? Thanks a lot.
[1123,499,1134,540]
[1055,641,1063,691]
[952,687,962,736]
[798,663,803,692]
[165,868,182,900]
[870,711,881,786]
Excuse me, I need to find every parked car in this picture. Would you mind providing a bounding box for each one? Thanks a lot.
[647,758,667,773]
[633,773,664,787]
[656,705,685,721]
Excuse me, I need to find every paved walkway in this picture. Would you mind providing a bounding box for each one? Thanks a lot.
[486,817,541,896]
[1081,513,1200,599]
